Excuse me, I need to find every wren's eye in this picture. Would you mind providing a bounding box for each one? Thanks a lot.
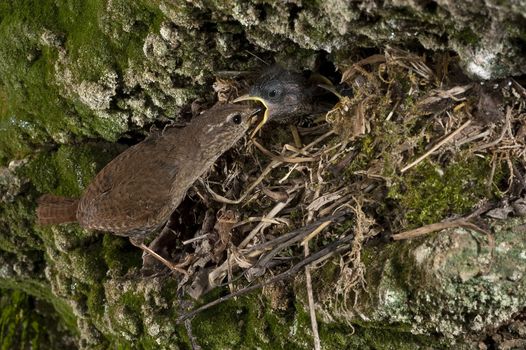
[231,113,242,125]
[268,89,277,98]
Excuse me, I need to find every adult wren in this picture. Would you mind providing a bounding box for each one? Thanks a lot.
[37,104,260,271]
[234,65,330,135]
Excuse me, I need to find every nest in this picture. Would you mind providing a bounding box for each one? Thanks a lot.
[147,48,526,322]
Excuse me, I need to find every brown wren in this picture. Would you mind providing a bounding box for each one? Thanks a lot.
[36,104,260,271]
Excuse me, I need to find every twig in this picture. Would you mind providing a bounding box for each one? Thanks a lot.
[401,120,472,173]
[248,219,337,278]
[239,193,296,249]
[252,139,316,163]
[182,234,212,245]
[233,216,287,228]
[392,218,490,240]
[134,242,189,276]
[284,144,310,156]
[177,233,355,323]
[184,319,202,350]
[243,213,348,257]
[204,131,335,204]
[290,125,303,148]
[302,224,323,350]
[301,221,332,245]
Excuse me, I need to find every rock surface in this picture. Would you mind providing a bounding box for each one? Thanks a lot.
[0,1,525,349]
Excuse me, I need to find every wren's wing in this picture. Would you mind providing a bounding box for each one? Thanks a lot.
[77,136,183,236]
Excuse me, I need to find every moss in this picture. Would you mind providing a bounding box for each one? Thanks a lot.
[0,0,524,348]
[86,283,105,324]
[67,243,107,283]
[23,142,122,196]
[102,235,141,276]
[0,1,164,165]
[342,134,376,177]
[192,294,246,349]
[0,276,77,334]
[0,289,76,350]
[0,197,42,254]
[452,27,481,46]
[387,157,496,227]
[190,288,318,349]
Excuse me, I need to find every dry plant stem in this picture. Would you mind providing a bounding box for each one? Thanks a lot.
[340,54,386,83]
[233,216,285,228]
[474,107,512,151]
[302,228,322,350]
[239,194,296,249]
[135,242,189,276]
[177,233,355,323]
[401,120,472,173]
[304,252,321,350]
[243,213,347,257]
[301,221,332,245]
[204,131,335,204]
[252,139,316,163]
[290,125,303,148]
[392,218,490,240]
[252,218,337,272]
[319,193,354,217]
[182,233,212,245]
[456,129,491,147]
[184,319,201,350]
[284,144,311,156]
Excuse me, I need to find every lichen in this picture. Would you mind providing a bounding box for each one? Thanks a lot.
[314,217,526,347]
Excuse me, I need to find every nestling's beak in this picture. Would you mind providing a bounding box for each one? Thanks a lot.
[233,94,263,104]
[233,95,270,137]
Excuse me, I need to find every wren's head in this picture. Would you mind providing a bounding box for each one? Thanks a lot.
[194,104,260,153]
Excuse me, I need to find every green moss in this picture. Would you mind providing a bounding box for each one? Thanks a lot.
[189,288,315,349]
[0,197,42,253]
[387,157,496,227]
[102,235,141,276]
[67,243,107,283]
[86,283,105,324]
[452,27,480,46]
[0,289,76,350]
[344,134,375,175]
[0,276,77,334]
[193,296,245,349]
[23,143,122,196]
[0,1,163,165]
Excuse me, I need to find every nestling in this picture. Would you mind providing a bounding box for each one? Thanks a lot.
[234,65,332,135]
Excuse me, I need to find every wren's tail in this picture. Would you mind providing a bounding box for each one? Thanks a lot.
[36,194,79,225]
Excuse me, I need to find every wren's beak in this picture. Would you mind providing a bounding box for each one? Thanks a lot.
[233,94,270,137]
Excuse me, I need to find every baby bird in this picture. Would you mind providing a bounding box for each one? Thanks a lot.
[234,65,331,135]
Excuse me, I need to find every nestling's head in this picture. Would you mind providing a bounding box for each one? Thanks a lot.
[234,65,313,123]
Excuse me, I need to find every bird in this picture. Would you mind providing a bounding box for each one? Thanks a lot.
[233,65,333,136]
[36,104,260,272]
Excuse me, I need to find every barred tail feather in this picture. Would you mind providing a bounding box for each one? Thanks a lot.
[36,194,79,225]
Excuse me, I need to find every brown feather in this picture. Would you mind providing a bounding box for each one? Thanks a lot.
[36,194,79,225]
